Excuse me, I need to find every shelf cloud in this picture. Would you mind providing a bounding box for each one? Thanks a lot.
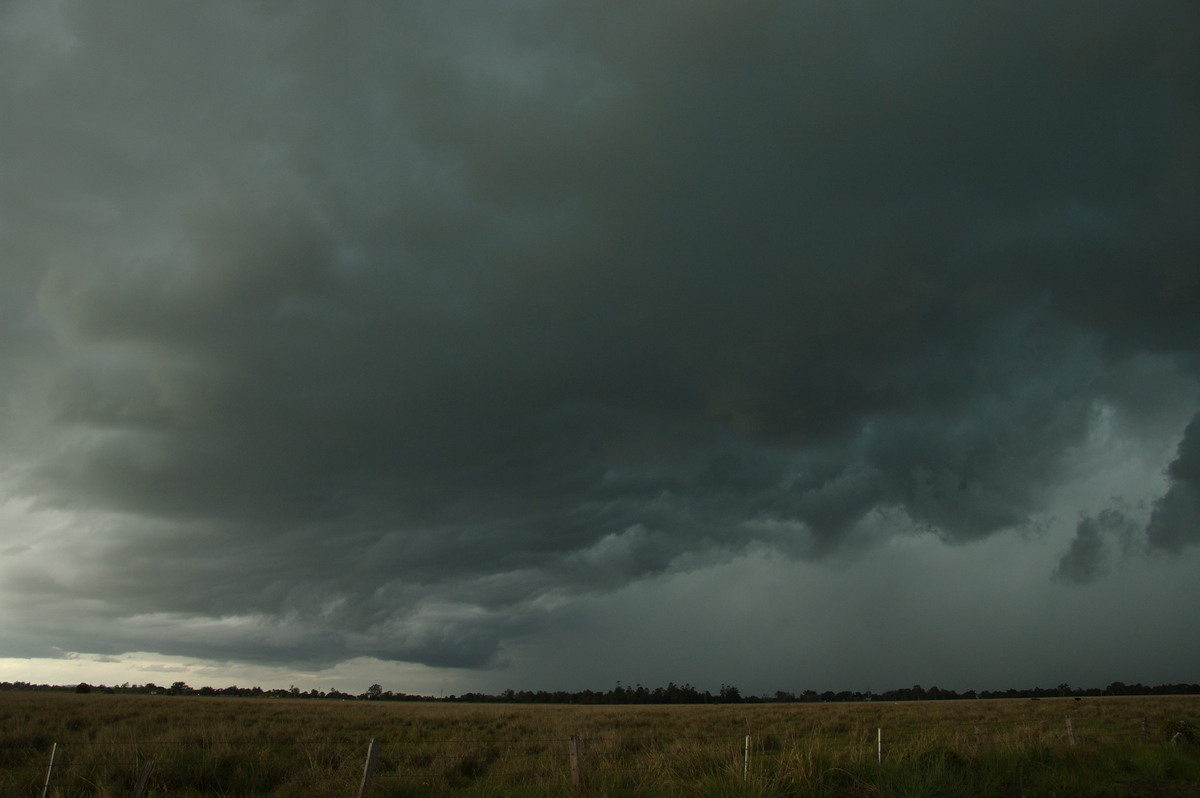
[2,0,1198,691]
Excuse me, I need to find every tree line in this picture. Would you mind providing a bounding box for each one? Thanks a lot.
[2,679,1197,703]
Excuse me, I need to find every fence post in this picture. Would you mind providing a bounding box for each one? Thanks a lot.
[1142,717,1150,741]
[131,760,154,798]
[569,734,583,789]
[41,742,57,798]
[743,735,750,781]
[1066,717,1076,747]
[877,728,882,762]
[358,738,380,798]
[974,725,982,748]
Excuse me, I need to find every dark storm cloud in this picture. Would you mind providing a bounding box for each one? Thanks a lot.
[1147,413,1200,553]
[1053,508,1139,585]
[2,0,1199,671]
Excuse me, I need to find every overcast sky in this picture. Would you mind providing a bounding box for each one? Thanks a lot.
[2,0,1199,697]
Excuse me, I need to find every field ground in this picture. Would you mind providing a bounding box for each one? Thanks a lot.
[1,691,1198,797]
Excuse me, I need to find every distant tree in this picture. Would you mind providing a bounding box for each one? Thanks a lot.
[75,682,91,694]
[366,684,383,699]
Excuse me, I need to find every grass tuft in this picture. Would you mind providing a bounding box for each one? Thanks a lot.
[0,692,1196,797]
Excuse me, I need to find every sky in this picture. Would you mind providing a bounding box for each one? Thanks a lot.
[1,0,1199,698]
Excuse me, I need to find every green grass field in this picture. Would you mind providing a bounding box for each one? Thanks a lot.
[1,692,1197,797]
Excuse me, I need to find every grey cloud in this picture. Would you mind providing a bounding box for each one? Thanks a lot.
[2,0,1199,673]
[1147,413,1200,553]
[1053,509,1139,585]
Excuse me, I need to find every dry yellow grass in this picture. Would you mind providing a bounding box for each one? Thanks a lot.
[1,691,1197,796]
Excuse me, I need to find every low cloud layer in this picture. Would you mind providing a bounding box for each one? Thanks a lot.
[1053,508,1140,585]
[1147,415,1200,553]
[2,0,1198,685]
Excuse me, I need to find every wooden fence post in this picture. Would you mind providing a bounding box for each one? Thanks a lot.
[131,760,154,798]
[1066,717,1076,747]
[41,742,57,798]
[1142,717,1150,741]
[358,738,380,798]
[877,728,882,762]
[743,735,750,781]
[569,734,583,789]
